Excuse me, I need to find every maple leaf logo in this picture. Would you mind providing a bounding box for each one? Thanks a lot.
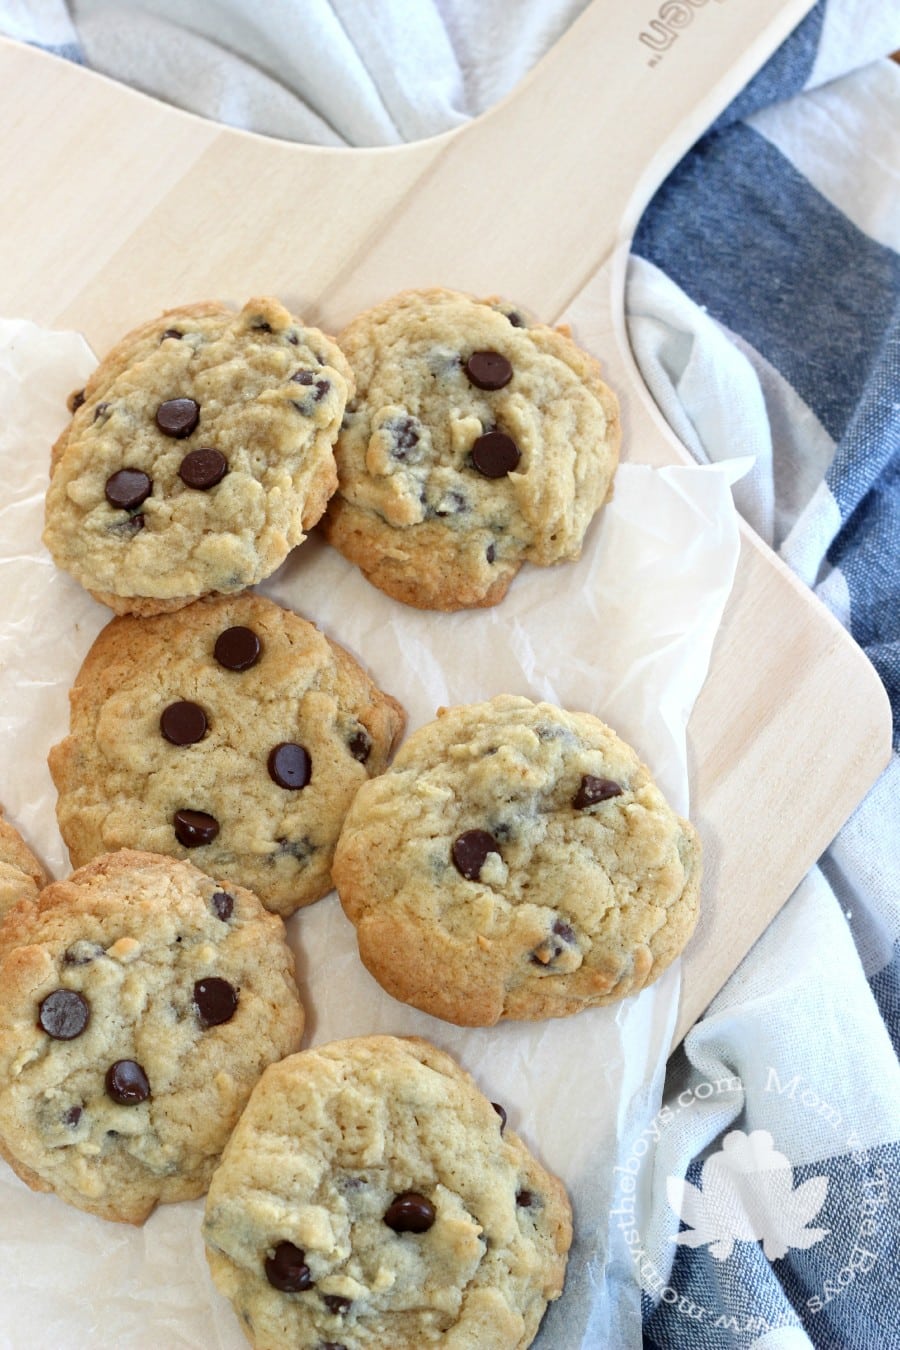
[667,1129,829,1261]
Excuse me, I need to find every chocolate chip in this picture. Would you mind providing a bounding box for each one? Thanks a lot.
[268,743,312,790]
[471,431,520,479]
[322,1295,351,1316]
[291,370,330,398]
[348,728,371,763]
[516,1189,534,1207]
[160,700,207,746]
[108,512,145,536]
[38,989,90,1040]
[178,447,227,490]
[194,977,238,1027]
[276,837,315,861]
[105,1060,150,1105]
[451,829,500,881]
[62,1105,83,1127]
[492,1102,507,1133]
[383,1192,436,1233]
[253,321,273,333]
[156,397,200,438]
[93,402,110,422]
[572,775,623,809]
[264,1241,311,1292]
[434,489,468,517]
[486,542,496,563]
[465,350,513,390]
[105,469,152,511]
[384,414,422,463]
[214,626,261,671]
[211,891,234,921]
[506,311,525,328]
[553,919,576,942]
[173,809,219,848]
[531,921,578,967]
[63,940,104,966]
[68,388,86,413]
[161,328,183,341]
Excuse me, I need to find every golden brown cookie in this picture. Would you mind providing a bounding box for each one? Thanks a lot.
[0,850,304,1224]
[44,297,353,615]
[333,695,701,1025]
[49,594,405,917]
[0,807,48,919]
[322,287,620,609]
[203,1035,571,1349]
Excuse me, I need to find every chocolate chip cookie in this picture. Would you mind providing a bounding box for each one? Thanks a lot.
[322,287,620,609]
[0,850,304,1224]
[0,808,47,918]
[203,1035,571,1349]
[49,594,405,918]
[44,297,353,615]
[333,695,701,1025]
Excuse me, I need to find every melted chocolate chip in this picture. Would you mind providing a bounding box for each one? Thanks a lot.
[572,775,623,809]
[156,397,200,438]
[68,388,86,413]
[264,1241,311,1292]
[553,919,576,942]
[506,311,525,328]
[348,728,371,763]
[451,829,500,881]
[385,415,422,462]
[93,402,110,422]
[214,626,261,671]
[105,469,152,511]
[530,921,578,968]
[63,940,104,966]
[211,891,234,921]
[492,1102,507,1133]
[38,989,90,1040]
[276,837,315,862]
[383,1192,436,1233]
[62,1105,83,1127]
[194,977,238,1027]
[253,320,273,333]
[434,490,468,517]
[268,743,312,790]
[486,542,496,563]
[160,700,207,745]
[161,328,183,341]
[108,512,145,536]
[105,1060,150,1105]
[173,809,219,848]
[178,447,227,489]
[322,1295,351,1316]
[471,431,520,479]
[465,350,513,390]
[516,1189,534,1208]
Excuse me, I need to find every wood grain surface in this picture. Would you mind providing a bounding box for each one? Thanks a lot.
[0,0,890,1047]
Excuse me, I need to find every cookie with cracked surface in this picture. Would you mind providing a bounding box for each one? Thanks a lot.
[48,593,405,917]
[322,287,620,609]
[44,297,353,615]
[203,1034,571,1349]
[0,808,48,919]
[333,695,701,1025]
[0,849,304,1224]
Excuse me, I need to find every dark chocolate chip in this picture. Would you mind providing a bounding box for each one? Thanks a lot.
[384,414,422,462]
[68,388,86,413]
[214,626,261,671]
[471,431,520,479]
[156,397,200,438]
[160,700,207,746]
[268,743,312,790]
[492,1102,507,1133]
[322,1295,352,1315]
[93,402,110,422]
[211,891,234,921]
[486,542,496,563]
[161,328,183,341]
[465,350,513,390]
[38,989,90,1040]
[553,919,576,943]
[264,1241,311,1292]
[178,447,227,490]
[173,809,219,848]
[434,490,468,517]
[288,333,299,345]
[451,829,500,881]
[63,940,104,966]
[530,921,578,967]
[105,1060,150,1105]
[194,977,238,1028]
[291,370,330,399]
[383,1192,436,1233]
[105,469,152,511]
[506,311,525,328]
[516,1189,534,1207]
[572,775,623,809]
[107,512,145,536]
[63,1105,83,1127]
[348,728,371,763]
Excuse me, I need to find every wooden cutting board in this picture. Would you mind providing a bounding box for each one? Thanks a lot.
[0,0,890,1047]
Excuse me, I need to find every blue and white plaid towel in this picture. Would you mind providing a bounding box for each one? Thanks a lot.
[2,3,897,1347]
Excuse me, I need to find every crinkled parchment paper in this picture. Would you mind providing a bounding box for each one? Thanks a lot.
[0,317,746,1350]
